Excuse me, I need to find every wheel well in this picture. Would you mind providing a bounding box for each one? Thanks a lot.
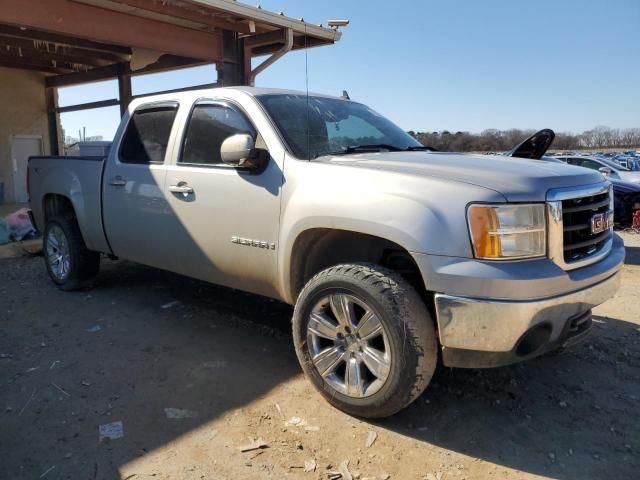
[43,194,75,222]
[290,229,430,309]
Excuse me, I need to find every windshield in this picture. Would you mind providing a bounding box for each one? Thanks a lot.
[600,158,630,171]
[257,94,422,159]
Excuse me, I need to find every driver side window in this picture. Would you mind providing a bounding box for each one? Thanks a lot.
[578,159,604,171]
[180,103,256,165]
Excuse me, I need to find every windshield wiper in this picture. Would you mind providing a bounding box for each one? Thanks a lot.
[405,145,438,152]
[342,144,403,153]
[312,143,436,159]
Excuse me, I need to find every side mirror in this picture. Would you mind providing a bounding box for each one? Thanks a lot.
[599,167,612,177]
[220,133,255,167]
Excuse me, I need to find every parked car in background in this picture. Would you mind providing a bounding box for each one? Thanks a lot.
[609,178,640,226]
[614,156,640,171]
[556,155,640,183]
[542,156,640,226]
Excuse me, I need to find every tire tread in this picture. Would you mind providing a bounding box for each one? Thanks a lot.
[293,262,437,418]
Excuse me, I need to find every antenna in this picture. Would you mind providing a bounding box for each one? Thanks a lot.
[304,22,310,161]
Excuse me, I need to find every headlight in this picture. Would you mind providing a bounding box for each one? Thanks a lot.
[467,204,546,259]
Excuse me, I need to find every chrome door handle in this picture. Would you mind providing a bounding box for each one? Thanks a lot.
[168,184,194,194]
[108,177,126,186]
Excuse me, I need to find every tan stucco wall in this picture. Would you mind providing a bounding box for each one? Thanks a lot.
[0,67,53,203]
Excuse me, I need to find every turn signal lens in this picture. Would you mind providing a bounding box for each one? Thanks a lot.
[467,204,546,259]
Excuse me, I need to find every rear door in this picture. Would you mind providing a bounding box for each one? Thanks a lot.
[102,102,179,268]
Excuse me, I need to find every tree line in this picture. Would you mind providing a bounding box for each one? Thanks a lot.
[409,126,640,152]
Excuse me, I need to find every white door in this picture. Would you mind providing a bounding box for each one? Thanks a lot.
[11,136,43,203]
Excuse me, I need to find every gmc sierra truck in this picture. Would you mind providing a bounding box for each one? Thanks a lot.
[28,87,624,418]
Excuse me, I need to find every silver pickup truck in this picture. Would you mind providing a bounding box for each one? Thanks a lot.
[28,87,624,418]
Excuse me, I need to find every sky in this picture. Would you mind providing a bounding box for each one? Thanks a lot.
[58,0,640,141]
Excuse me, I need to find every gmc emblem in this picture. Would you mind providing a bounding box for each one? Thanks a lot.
[591,211,613,235]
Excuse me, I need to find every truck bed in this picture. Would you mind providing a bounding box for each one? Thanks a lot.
[28,155,110,254]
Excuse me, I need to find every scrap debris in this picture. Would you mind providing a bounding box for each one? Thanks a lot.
[39,465,56,478]
[18,389,36,416]
[285,416,306,427]
[304,459,317,472]
[161,300,180,309]
[99,421,124,441]
[51,382,70,397]
[164,408,198,419]
[326,460,353,480]
[365,431,378,448]
[238,437,268,452]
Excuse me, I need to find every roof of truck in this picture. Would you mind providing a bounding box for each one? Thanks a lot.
[224,86,345,99]
[128,86,345,110]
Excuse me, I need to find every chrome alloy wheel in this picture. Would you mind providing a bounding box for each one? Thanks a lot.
[46,225,71,281]
[307,293,391,398]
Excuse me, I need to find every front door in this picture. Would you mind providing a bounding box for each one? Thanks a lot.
[11,135,42,203]
[102,102,178,268]
[162,100,283,298]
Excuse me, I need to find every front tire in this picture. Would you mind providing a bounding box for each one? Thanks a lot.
[43,214,99,290]
[292,263,437,418]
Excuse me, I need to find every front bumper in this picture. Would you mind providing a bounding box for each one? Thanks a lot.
[434,270,621,367]
[419,233,625,368]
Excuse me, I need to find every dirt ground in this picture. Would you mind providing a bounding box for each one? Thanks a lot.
[1,233,639,480]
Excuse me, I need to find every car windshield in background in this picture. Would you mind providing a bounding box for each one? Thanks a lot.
[257,94,423,159]
[601,158,630,171]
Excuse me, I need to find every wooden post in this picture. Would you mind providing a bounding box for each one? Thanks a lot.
[118,64,132,116]
[45,87,60,156]
[217,30,246,86]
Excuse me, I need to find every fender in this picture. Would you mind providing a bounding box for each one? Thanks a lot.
[275,158,506,302]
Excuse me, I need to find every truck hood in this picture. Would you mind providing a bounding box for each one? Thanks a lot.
[316,151,606,201]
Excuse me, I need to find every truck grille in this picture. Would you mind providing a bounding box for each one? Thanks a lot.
[562,191,611,263]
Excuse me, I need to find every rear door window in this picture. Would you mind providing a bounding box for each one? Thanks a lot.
[119,105,178,164]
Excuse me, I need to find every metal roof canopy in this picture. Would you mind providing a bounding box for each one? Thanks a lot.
[0,0,343,154]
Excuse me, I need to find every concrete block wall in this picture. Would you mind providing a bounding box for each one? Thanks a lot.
[0,67,56,203]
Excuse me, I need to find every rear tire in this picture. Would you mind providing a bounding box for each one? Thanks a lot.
[43,214,99,290]
[292,263,437,418]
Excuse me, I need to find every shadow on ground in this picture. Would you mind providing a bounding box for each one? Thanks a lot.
[1,257,638,479]
[624,245,640,265]
[1,258,297,479]
[377,312,639,479]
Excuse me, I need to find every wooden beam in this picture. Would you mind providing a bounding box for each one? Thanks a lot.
[0,25,131,59]
[0,57,75,74]
[0,0,223,61]
[0,44,111,68]
[45,55,207,88]
[101,0,258,34]
[54,98,120,113]
[243,29,285,49]
[133,82,218,99]
[250,35,329,57]
[45,63,121,88]
[0,33,128,64]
